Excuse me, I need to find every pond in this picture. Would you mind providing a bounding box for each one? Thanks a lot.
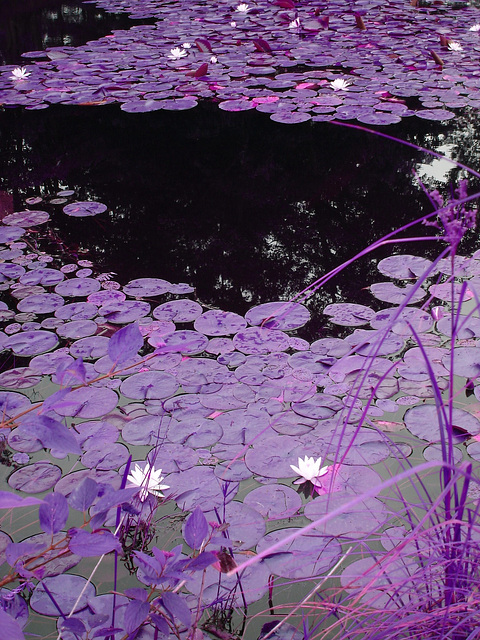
[1,2,480,640]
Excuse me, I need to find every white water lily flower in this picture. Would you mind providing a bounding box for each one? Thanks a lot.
[290,455,329,485]
[182,42,192,49]
[469,24,480,32]
[330,78,351,91]
[448,41,463,52]
[210,55,218,63]
[235,3,250,12]
[168,47,188,60]
[127,462,169,502]
[289,18,300,29]
[11,67,30,81]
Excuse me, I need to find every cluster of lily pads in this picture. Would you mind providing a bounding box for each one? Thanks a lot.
[0,168,479,639]
[2,0,480,123]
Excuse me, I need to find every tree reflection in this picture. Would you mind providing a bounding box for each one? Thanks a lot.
[0,103,478,339]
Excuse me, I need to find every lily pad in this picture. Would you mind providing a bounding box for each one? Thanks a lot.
[8,462,62,493]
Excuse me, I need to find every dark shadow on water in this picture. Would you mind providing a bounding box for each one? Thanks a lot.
[0,0,153,66]
[2,102,478,339]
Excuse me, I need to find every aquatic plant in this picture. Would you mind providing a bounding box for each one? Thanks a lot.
[0,123,479,640]
[1,0,480,123]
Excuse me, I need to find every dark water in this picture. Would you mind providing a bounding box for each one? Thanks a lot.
[0,0,479,340]
[0,0,152,65]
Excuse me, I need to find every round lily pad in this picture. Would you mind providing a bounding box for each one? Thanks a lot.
[17,293,64,314]
[404,404,480,442]
[123,277,171,297]
[324,303,375,327]
[3,210,50,226]
[52,387,118,418]
[245,301,310,330]
[99,300,151,324]
[55,278,101,297]
[153,299,203,322]
[5,330,58,356]
[30,574,95,615]
[194,310,247,336]
[9,462,62,493]
[256,528,342,579]
[377,254,434,279]
[162,330,209,355]
[120,370,179,400]
[233,326,290,354]
[243,484,302,519]
[63,201,107,217]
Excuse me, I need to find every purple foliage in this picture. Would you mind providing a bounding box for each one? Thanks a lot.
[38,493,69,535]
[183,507,209,550]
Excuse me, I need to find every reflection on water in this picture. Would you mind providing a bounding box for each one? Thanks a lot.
[0,0,152,65]
[0,0,480,340]
[1,103,480,340]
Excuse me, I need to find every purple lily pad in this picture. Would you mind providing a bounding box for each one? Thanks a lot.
[0,391,31,418]
[417,108,455,121]
[323,303,375,327]
[304,494,387,537]
[54,469,121,497]
[19,267,65,287]
[5,330,58,356]
[82,442,130,470]
[377,254,434,279]
[404,404,480,442]
[161,330,209,355]
[174,466,238,512]
[292,394,342,420]
[56,320,98,339]
[0,264,26,282]
[55,302,98,320]
[153,299,203,322]
[17,293,64,313]
[30,574,96,615]
[256,528,342,579]
[210,501,265,551]
[219,99,255,111]
[233,326,290,354]
[194,310,247,336]
[369,282,426,304]
[69,336,110,359]
[3,210,50,226]
[186,559,270,607]
[270,110,311,124]
[245,301,310,330]
[370,307,433,335]
[55,278,101,297]
[0,226,25,243]
[167,417,223,447]
[0,367,42,389]
[52,387,118,418]
[99,300,151,324]
[120,370,179,400]
[123,278,171,297]
[63,201,107,217]
[8,462,62,493]
[245,435,304,478]
[243,484,302,519]
[22,532,81,577]
[122,414,175,446]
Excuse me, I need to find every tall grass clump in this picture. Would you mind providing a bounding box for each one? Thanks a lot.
[233,127,480,640]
